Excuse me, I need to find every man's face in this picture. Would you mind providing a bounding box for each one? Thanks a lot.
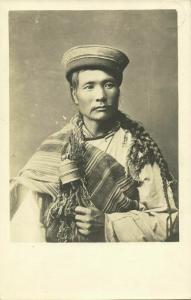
[72,69,120,122]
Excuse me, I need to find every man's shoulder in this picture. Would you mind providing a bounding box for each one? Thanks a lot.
[37,121,74,153]
[48,122,73,140]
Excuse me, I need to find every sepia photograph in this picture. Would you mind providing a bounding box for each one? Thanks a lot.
[9,10,179,242]
[0,1,191,299]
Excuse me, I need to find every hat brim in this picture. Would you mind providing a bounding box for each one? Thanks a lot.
[66,56,128,86]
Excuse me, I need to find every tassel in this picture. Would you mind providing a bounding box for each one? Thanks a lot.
[45,178,93,242]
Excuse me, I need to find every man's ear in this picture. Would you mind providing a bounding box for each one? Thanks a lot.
[71,87,79,105]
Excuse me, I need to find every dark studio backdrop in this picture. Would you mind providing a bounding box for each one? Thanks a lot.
[9,10,178,185]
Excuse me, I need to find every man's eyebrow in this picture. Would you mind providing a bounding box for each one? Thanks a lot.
[82,81,95,85]
[82,78,116,85]
[103,78,116,82]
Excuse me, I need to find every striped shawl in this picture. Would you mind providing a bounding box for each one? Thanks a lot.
[10,113,170,242]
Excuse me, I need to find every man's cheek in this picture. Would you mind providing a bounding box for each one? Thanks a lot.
[79,104,91,116]
[110,99,119,108]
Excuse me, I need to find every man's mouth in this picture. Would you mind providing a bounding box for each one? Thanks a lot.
[92,106,110,111]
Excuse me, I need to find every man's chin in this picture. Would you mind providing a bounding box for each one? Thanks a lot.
[90,110,116,121]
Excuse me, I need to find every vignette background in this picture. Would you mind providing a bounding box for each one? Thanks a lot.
[10,10,178,182]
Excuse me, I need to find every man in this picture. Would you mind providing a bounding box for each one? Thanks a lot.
[10,45,178,242]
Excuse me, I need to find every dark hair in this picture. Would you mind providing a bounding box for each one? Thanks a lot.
[69,70,80,90]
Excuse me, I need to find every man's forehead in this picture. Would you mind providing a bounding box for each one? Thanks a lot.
[77,69,116,84]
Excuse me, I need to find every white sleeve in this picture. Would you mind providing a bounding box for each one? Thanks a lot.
[11,186,46,242]
[105,163,178,242]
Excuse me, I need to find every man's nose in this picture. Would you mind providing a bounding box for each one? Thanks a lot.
[95,86,106,101]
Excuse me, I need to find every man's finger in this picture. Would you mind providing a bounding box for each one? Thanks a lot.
[78,228,89,236]
[75,214,90,223]
[75,206,90,215]
[76,221,91,230]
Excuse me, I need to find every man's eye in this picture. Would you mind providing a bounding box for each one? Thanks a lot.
[104,82,115,89]
[83,84,94,90]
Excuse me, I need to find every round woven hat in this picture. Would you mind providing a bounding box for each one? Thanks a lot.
[61,44,129,84]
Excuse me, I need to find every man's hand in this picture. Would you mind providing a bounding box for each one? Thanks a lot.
[75,206,105,237]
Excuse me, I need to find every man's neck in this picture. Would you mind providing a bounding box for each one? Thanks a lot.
[83,115,117,138]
